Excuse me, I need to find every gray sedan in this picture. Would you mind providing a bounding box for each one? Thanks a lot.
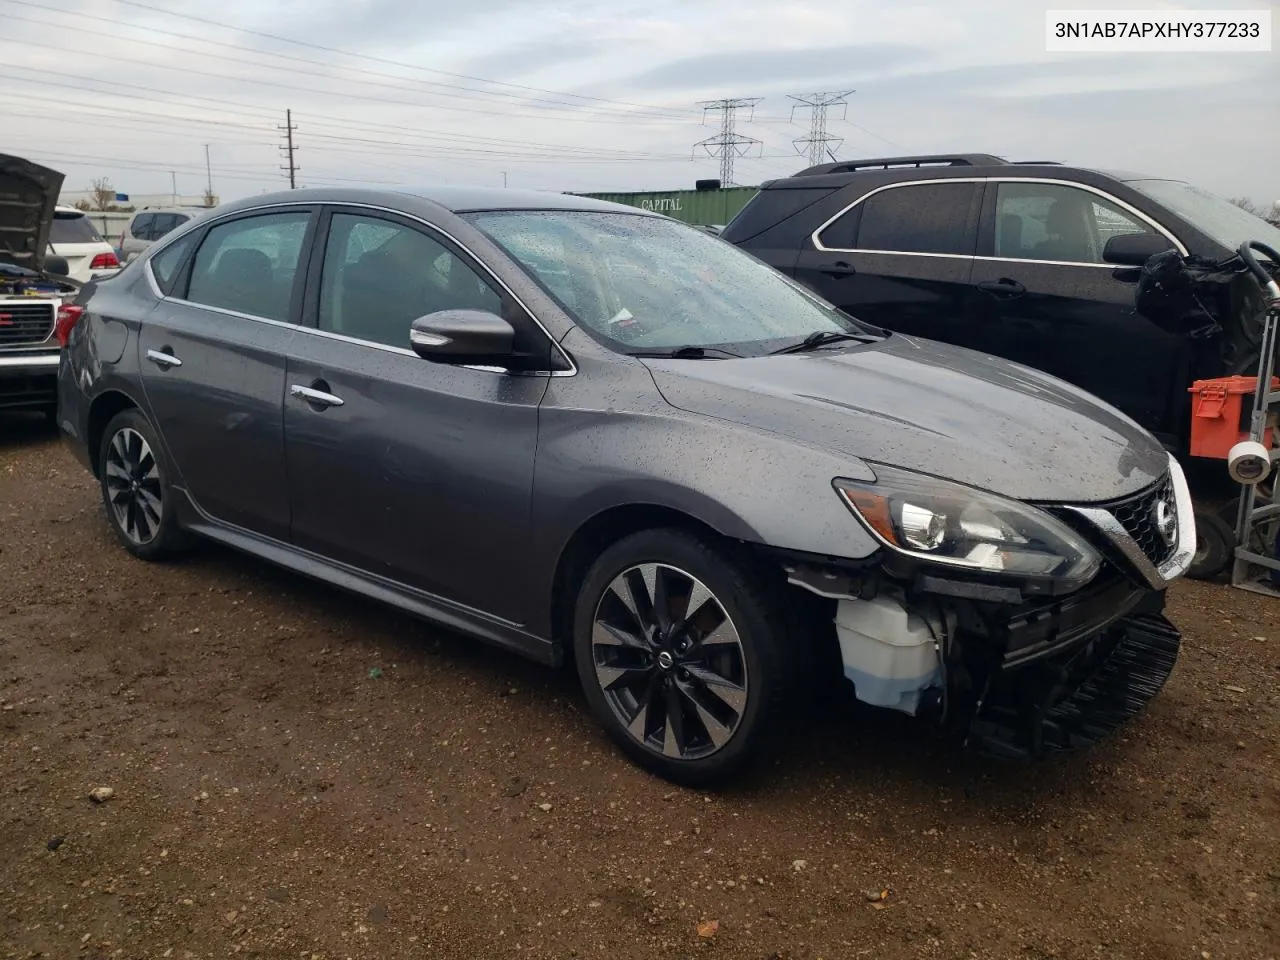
[57,187,1195,784]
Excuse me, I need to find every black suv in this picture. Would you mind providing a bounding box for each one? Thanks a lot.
[723,154,1280,472]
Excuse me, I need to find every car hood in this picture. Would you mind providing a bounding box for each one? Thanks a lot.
[0,154,63,271]
[644,334,1169,503]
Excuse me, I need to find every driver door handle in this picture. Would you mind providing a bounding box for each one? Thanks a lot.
[290,383,345,409]
[976,278,1026,298]
[146,348,182,369]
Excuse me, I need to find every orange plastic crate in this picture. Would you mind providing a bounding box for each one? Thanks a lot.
[1187,375,1280,460]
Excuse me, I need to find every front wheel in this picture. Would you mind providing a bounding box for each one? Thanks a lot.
[1187,506,1234,581]
[97,408,191,560]
[572,528,801,786]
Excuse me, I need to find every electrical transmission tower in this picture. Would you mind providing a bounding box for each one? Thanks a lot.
[788,91,854,167]
[693,97,763,186]
[278,109,299,189]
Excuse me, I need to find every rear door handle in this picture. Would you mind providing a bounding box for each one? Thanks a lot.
[145,348,182,369]
[290,383,345,409]
[976,278,1026,298]
[820,260,857,278]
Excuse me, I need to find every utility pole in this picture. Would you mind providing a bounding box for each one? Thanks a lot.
[502,171,508,188]
[205,144,213,196]
[170,171,177,204]
[788,91,855,167]
[693,97,763,186]
[278,109,299,189]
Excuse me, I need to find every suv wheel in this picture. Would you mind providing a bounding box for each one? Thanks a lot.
[97,408,190,560]
[573,528,798,786]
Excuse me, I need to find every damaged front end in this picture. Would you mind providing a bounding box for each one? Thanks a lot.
[780,454,1195,760]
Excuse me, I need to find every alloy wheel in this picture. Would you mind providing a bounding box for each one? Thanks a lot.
[590,563,749,761]
[103,427,163,545]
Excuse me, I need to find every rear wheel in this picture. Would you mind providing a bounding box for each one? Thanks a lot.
[97,408,191,560]
[573,528,800,786]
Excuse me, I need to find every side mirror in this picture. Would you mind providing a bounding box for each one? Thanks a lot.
[1102,232,1175,267]
[409,309,516,366]
[44,255,70,277]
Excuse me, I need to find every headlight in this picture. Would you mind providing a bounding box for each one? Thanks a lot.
[834,466,1101,594]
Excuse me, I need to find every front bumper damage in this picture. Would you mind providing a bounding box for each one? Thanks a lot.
[778,458,1193,761]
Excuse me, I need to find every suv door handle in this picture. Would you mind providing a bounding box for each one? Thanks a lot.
[820,260,856,278]
[290,383,345,409]
[145,348,182,369]
[976,278,1026,299]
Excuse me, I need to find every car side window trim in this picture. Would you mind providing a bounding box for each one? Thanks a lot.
[143,199,575,377]
[163,207,318,324]
[811,176,1187,264]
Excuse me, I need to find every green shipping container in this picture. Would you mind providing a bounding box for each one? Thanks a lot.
[570,187,759,227]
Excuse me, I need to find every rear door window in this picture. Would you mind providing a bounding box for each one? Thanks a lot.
[49,212,104,245]
[152,214,181,237]
[851,182,979,255]
[185,212,311,322]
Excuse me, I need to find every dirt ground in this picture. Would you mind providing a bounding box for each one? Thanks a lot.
[1,413,1277,960]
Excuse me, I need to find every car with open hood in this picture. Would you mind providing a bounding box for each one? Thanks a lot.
[0,153,83,418]
[57,185,1195,784]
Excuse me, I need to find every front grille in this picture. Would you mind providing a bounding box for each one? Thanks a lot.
[1106,474,1177,567]
[0,301,56,347]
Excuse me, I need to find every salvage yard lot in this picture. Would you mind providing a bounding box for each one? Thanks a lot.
[1,415,1277,960]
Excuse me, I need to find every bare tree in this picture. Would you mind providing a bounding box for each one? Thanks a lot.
[89,177,116,210]
[1230,196,1266,217]
[1230,196,1280,229]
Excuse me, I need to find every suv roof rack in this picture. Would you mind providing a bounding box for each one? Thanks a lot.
[793,154,1009,177]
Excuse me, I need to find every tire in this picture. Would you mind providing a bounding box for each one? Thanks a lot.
[572,527,801,787]
[97,408,191,560]
[1187,507,1233,581]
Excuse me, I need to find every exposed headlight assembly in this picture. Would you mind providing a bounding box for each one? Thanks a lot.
[834,466,1101,595]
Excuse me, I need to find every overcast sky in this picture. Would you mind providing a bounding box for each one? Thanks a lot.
[4,0,1276,204]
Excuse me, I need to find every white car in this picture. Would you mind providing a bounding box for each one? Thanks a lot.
[47,206,121,283]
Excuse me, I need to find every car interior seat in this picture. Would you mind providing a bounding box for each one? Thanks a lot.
[1032,199,1095,263]
[207,248,279,318]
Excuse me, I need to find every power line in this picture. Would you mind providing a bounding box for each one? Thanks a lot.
[693,98,763,186]
[788,91,855,167]
[1,9,699,125]
[279,109,298,189]
[85,0,702,119]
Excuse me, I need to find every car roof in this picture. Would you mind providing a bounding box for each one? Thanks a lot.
[396,185,647,214]
[215,184,659,218]
[54,205,86,215]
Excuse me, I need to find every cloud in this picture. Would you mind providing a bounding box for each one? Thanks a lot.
[5,0,1275,203]
[612,44,928,94]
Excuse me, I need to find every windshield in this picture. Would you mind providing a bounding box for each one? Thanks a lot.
[1128,179,1280,254]
[463,210,876,356]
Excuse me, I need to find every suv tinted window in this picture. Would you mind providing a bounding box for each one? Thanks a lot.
[130,213,155,240]
[151,214,180,237]
[186,212,310,321]
[840,182,977,255]
[150,232,198,296]
[49,212,104,244]
[993,182,1157,263]
[318,212,502,348]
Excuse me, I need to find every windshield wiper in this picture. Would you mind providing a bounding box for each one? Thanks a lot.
[628,346,741,360]
[770,330,870,355]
